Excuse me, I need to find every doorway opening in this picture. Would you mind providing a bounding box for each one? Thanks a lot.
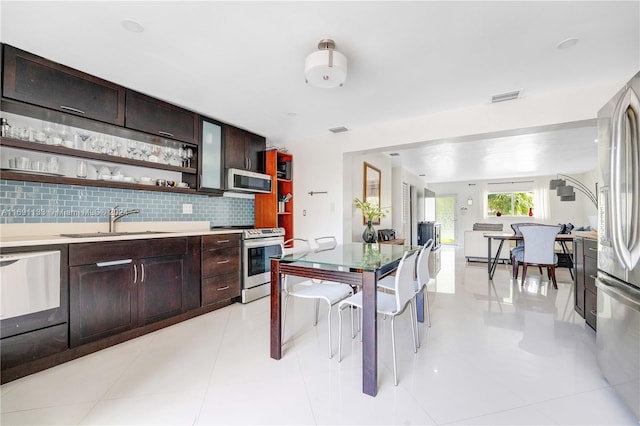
[436,195,456,244]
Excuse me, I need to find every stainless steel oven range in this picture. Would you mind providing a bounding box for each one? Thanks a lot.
[241,228,284,303]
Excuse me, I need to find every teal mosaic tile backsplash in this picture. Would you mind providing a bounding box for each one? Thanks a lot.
[0,180,254,226]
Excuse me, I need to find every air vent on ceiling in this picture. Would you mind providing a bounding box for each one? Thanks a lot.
[329,126,349,133]
[389,153,400,157]
[491,89,521,103]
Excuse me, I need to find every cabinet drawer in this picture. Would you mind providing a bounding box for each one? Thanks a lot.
[202,233,241,250]
[0,323,68,370]
[203,247,240,276]
[2,45,125,125]
[585,289,597,331]
[125,90,198,143]
[584,239,598,260]
[69,238,187,266]
[202,273,240,305]
[585,257,597,292]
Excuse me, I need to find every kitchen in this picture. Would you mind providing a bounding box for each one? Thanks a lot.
[1,1,640,424]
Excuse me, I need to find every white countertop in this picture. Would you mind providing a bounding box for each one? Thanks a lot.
[0,221,244,248]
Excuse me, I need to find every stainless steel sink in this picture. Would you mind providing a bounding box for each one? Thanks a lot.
[60,231,171,238]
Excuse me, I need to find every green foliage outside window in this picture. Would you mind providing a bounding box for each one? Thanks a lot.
[487,192,534,216]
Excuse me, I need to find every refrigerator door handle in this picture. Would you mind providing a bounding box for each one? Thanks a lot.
[610,85,640,270]
[596,276,640,312]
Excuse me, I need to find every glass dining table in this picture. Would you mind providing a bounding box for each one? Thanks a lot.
[269,242,419,397]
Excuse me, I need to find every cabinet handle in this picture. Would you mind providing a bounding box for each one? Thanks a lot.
[217,260,230,264]
[141,263,145,282]
[158,131,174,138]
[96,259,132,267]
[588,247,598,252]
[589,310,598,317]
[60,105,86,115]
[589,275,598,280]
[207,240,230,248]
[217,286,230,291]
[133,264,137,283]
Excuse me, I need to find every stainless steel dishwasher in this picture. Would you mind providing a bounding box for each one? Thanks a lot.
[0,250,61,322]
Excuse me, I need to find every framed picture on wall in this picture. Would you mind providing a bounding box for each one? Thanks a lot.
[363,162,381,225]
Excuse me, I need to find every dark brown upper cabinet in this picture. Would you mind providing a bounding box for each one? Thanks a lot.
[125,90,198,144]
[2,45,125,125]
[224,125,265,173]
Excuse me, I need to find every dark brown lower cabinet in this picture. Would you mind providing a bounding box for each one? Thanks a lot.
[69,237,195,347]
[573,236,597,330]
[138,254,185,325]
[70,260,137,346]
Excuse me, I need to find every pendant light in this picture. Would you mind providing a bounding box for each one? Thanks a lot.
[305,39,348,88]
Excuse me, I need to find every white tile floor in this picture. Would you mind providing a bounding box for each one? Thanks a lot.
[1,246,638,425]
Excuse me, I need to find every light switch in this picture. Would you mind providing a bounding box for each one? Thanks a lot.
[182,203,193,214]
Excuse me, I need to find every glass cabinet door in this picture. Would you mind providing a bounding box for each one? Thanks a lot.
[200,119,222,190]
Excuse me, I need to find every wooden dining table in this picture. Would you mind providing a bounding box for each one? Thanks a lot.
[483,232,574,279]
[269,242,418,397]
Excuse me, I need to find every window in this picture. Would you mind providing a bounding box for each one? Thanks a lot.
[487,191,534,217]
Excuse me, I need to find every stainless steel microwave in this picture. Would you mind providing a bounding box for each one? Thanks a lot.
[226,168,272,193]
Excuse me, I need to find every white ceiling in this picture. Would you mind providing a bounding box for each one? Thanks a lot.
[1,1,639,183]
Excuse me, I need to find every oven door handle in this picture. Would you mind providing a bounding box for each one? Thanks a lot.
[243,236,284,248]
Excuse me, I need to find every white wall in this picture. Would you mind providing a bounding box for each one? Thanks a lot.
[284,80,621,243]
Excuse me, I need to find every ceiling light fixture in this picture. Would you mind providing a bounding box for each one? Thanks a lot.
[305,39,347,88]
[121,19,144,33]
[329,126,348,133]
[556,37,579,50]
[491,89,521,103]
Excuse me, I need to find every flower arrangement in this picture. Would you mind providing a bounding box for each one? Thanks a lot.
[354,197,388,222]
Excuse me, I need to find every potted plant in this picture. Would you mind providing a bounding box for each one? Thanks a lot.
[354,198,388,243]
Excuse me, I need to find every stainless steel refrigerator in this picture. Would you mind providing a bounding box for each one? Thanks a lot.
[596,70,640,420]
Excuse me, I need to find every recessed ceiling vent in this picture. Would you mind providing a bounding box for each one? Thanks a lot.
[491,89,521,103]
[329,126,349,133]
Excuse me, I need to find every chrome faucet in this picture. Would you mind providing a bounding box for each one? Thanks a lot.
[108,205,140,233]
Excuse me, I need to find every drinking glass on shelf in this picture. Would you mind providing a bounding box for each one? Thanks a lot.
[75,129,92,150]
[186,148,193,168]
[76,160,87,178]
[46,156,60,174]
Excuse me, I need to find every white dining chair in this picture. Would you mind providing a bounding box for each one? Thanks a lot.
[378,239,434,348]
[510,223,540,279]
[337,249,419,386]
[280,238,353,359]
[314,236,337,250]
[517,225,562,289]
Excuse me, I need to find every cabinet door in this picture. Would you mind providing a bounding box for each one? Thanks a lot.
[138,255,185,325]
[2,45,125,125]
[224,125,248,170]
[69,261,137,347]
[125,90,198,143]
[245,132,265,173]
[200,118,223,190]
